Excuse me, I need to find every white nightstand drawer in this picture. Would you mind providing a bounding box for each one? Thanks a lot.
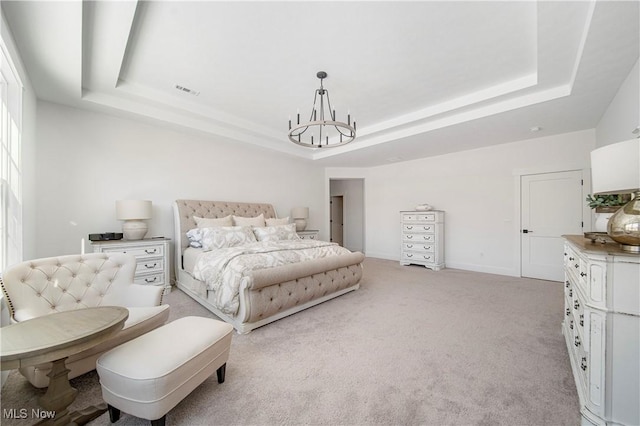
[136,259,164,275]
[101,244,164,259]
[297,230,319,240]
[134,272,165,286]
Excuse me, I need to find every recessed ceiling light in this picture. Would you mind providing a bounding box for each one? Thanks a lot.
[175,84,200,96]
[530,126,542,132]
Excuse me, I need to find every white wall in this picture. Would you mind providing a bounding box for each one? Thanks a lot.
[329,129,595,277]
[35,101,325,267]
[329,179,364,252]
[596,59,639,147]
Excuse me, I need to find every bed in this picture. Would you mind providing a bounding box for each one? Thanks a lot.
[173,200,364,333]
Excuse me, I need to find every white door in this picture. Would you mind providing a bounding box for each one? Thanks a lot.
[521,171,583,281]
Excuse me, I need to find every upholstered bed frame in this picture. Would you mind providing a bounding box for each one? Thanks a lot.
[173,200,364,333]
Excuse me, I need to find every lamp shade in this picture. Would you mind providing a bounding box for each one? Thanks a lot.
[116,200,152,220]
[591,139,640,195]
[291,207,309,219]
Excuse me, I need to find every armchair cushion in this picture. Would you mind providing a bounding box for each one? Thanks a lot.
[1,253,170,388]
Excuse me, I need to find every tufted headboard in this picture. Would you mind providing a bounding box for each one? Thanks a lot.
[173,200,277,265]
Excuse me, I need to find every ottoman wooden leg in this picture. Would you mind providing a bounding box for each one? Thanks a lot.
[216,363,226,383]
[151,415,166,426]
[108,405,120,423]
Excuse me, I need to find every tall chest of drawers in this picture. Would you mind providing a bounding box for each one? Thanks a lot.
[400,210,444,271]
[91,238,172,295]
[562,236,639,426]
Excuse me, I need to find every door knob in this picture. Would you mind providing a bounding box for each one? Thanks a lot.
[522,229,533,233]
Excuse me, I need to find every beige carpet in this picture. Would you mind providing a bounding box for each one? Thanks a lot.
[0,258,580,425]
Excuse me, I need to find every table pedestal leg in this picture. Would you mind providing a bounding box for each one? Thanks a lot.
[37,358,76,426]
[35,358,109,426]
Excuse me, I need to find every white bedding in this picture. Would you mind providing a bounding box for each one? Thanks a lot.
[192,240,351,315]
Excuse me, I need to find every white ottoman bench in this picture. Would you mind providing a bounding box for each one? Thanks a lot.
[96,316,233,426]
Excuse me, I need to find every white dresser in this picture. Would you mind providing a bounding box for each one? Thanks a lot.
[91,238,171,295]
[400,210,444,271]
[562,235,639,426]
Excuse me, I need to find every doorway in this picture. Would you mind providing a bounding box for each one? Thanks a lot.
[329,179,365,252]
[521,170,584,281]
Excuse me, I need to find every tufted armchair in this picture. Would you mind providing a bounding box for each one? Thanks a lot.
[0,253,170,388]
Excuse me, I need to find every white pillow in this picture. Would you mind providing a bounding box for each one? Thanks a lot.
[233,214,266,227]
[194,215,233,228]
[253,224,300,242]
[265,216,289,226]
[186,228,203,248]
[201,226,257,251]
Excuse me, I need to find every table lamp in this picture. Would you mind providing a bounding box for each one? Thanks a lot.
[116,200,152,240]
[590,138,640,252]
[291,207,309,231]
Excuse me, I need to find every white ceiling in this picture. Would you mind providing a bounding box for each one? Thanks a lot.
[2,1,638,167]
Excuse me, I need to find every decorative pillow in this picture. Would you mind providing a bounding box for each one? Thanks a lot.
[194,215,233,228]
[253,224,300,242]
[233,214,266,227]
[265,216,289,226]
[186,228,203,248]
[201,226,257,251]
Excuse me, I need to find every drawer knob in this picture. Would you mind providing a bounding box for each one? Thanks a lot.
[574,300,580,310]
[569,289,572,297]
[406,235,413,239]
[145,263,157,269]
[407,226,413,230]
[145,277,158,283]
[145,249,158,254]
[569,257,575,261]
[565,281,570,288]
[580,272,587,277]
[566,308,570,316]
[569,320,574,330]
[579,314,584,327]
[581,357,587,371]
[407,244,413,248]
[407,254,413,258]
[574,336,581,347]
[574,264,579,269]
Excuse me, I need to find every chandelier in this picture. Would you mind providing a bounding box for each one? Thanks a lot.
[288,71,356,148]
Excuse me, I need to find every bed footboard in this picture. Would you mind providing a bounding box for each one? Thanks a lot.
[239,252,365,323]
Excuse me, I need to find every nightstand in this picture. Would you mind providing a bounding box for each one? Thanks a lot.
[297,230,319,240]
[91,238,171,295]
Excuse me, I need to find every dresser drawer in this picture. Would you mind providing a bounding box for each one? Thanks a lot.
[402,224,435,233]
[101,244,164,259]
[402,252,437,264]
[403,233,435,243]
[402,213,436,222]
[134,271,165,286]
[402,242,434,252]
[135,259,164,275]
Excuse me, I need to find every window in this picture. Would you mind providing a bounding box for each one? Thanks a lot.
[0,40,23,271]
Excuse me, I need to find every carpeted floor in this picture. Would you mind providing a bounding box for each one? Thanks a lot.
[0,258,580,425]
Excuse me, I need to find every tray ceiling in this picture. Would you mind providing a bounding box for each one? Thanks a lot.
[2,1,638,166]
